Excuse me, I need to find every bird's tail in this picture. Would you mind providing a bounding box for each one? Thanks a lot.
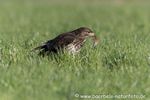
[32,44,47,51]
[31,44,49,56]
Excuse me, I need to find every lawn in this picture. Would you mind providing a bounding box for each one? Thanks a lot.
[0,0,150,100]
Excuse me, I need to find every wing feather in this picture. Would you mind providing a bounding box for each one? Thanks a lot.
[52,33,76,47]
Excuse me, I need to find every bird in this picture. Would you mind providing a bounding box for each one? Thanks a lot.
[33,27,99,56]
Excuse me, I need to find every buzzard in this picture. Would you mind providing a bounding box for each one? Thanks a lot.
[33,27,99,56]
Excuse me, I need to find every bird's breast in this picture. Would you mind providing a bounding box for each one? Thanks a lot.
[66,39,86,54]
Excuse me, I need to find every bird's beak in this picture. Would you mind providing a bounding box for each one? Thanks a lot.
[92,35,99,48]
[89,32,95,36]
[93,39,99,47]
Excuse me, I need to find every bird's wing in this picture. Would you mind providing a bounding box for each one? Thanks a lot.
[32,33,76,55]
[53,33,76,47]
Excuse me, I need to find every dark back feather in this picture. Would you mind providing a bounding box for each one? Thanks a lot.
[33,27,97,56]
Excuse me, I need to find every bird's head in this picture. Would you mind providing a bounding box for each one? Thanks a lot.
[75,27,99,47]
[75,27,95,37]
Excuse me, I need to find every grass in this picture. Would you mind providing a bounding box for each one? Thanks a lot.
[0,0,150,100]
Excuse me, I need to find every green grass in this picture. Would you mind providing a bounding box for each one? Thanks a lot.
[0,0,150,100]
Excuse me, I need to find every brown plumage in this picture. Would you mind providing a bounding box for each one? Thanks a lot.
[33,27,99,56]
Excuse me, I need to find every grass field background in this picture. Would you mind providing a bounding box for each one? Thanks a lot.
[0,0,150,100]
